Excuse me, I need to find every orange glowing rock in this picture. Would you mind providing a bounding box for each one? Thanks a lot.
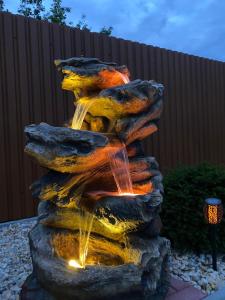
[97,69,130,89]
[55,57,130,97]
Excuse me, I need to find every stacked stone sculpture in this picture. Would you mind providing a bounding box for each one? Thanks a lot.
[20,57,170,300]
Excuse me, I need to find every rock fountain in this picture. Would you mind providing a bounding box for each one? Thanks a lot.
[20,57,170,300]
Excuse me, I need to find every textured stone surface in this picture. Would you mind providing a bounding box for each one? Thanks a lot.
[94,190,162,226]
[24,223,170,300]
[30,155,163,207]
[56,58,164,145]
[22,56,168,300]
[76,80,163,144]
[0,218,216,299]
[55,57,129,96]
[37,191,162,240]
[25,122,109,173]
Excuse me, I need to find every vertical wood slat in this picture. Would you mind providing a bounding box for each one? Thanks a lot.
[0,13,8,220]
[0,11,225,222]
[219,62,225,164]
[2,13,22,220]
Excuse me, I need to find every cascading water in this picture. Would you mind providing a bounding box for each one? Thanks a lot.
[117,72,130,84]
[70,73,133,268]
[107,72,134,196]
[78,208,94,267]
[71,100,94,268]
[71,100,93,130]
[108,143,134,196]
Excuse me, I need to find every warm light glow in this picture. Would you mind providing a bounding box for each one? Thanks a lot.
[204,198,223,224]
[118,72,130,84]
[68,259,84,269]
[119,192,137,196]
[208,205,218,224]
[98,69,130,88]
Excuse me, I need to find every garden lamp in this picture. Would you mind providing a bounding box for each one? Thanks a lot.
[204,198,223,271]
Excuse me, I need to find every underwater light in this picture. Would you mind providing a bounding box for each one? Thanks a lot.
[68,259,84,269]
[119,192,138,196]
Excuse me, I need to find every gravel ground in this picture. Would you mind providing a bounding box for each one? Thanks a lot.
[1,219,225,299]
[169,253,225,294]
[0,219,36,300]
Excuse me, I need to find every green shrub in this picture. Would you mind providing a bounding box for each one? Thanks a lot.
[161,163,225,253]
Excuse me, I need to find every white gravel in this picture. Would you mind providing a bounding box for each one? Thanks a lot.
[1,218,225,299]
[0,219,36,300]
[170,252,225,294]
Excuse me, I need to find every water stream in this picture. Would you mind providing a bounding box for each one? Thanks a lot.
[70,100,94,268]
[108,143,134,195]
[78,208,94,267]
[117,72,130,84]
[71,100,93,130]
[70,74,133,268]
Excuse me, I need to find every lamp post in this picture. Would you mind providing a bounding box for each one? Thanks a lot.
[204,198,223,271]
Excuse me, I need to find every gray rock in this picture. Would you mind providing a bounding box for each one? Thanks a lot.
[25,123,109,173]
[55,57,129,97]
[31,155,162,207]
[55,57,128,77]
[37,191,162,240]
[22,224,170,300]
[21,57,169,300]
[95,190,162,225]
[80,80,164,144]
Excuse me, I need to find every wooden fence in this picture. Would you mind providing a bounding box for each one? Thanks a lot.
[0,12,225,222]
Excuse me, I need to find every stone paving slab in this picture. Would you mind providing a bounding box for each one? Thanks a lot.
[204,286,225,300]
[166,277,207,300]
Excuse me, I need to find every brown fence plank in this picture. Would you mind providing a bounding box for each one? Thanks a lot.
[0,13,9,221]
[2,13,23,220]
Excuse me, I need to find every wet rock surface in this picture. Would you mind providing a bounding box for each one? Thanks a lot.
[37,192,162,240]
[77,80,163,143]
[55,57,130,94]
[25,123,109,173]
[21,57,168,300]
[25,224,170,300]
[1,219,225,299]
[30,155,162,207]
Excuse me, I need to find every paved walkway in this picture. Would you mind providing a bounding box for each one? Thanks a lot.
[166,277,207,300]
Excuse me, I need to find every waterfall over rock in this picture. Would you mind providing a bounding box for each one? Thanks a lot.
[21,57,170,300]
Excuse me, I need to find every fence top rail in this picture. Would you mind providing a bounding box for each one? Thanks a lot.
[0,11,225,65]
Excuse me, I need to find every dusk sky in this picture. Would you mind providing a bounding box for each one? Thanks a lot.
[4,0,225,62]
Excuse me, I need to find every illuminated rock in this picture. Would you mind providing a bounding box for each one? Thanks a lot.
[22,224,170,300]
[73,80,163,143]
[30,156,162,207]
[21,56,170,300]
[55,57,129,96]
[37,190,162,240]
[25,122,109,173]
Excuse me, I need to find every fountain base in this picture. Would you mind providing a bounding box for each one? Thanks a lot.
[21,273,169,300]
[20,224,170,300]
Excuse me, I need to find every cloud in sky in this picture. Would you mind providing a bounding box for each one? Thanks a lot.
[5,0,225,61]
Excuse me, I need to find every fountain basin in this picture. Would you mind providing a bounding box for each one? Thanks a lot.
[25,224,170,300]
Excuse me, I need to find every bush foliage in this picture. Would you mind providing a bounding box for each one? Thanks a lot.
[161,163,225,253]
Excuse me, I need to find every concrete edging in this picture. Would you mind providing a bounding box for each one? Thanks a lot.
[204,287,225,300]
